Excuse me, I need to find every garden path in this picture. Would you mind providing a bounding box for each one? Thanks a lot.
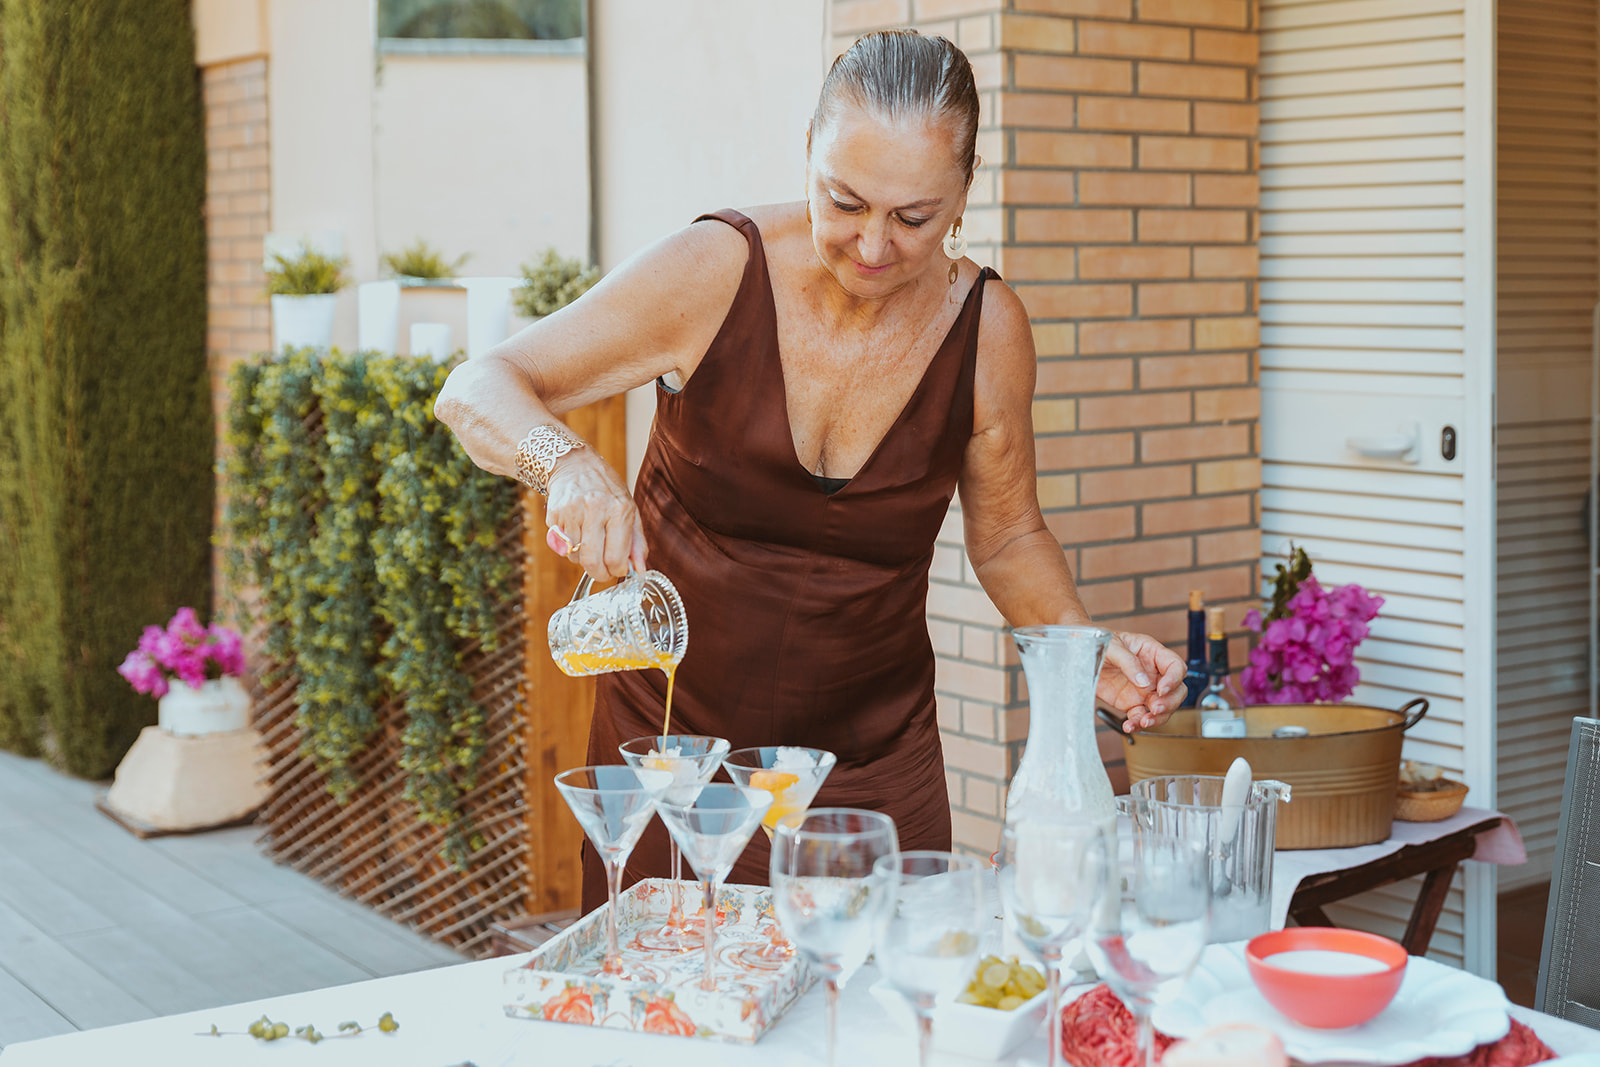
[0,748,465,1049]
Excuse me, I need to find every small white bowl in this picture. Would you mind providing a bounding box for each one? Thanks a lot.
[869,980,1049,1061]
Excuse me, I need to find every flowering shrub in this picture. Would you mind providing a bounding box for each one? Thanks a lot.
[1240,551,1384,704]
[116,608,246,699]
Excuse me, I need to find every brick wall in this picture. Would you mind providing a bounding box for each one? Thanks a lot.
[830,0,1261,856]
[201,57,271,617]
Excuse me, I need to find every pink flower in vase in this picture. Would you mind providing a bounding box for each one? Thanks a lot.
[1242,563,1384,705]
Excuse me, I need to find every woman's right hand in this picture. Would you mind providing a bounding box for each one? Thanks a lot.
[544,449,647,580]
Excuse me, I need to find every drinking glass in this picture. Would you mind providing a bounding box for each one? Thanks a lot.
[722,745,837,964]
[998,818,1107,1067]
[653,783,772,991]
[1084,833,1210,1067]
[553,765,674,978]
[873,851,988,1067]
[770,809,899,1067]
[618,734,730,951]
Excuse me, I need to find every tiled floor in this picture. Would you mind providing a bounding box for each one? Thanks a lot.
[0,749,466,1049]
[1498,882,1551,1009]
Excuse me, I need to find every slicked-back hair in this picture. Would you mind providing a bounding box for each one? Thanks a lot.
[811,30,980,178]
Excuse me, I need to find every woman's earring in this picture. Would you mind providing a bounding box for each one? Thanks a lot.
[943,217,966,285]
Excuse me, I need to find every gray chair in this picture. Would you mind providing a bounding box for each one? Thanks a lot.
[1537,716,1600,1029]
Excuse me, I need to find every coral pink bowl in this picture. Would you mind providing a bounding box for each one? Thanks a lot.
[1246,928,1408,1029]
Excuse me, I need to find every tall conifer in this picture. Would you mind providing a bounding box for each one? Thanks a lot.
[0,0,211,776]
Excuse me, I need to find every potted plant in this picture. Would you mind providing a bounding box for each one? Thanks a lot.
[381,238,470,286]
[1240,546,1385,704]
[117,607,250,737]
[267,245,348,353]
[516,248,600,319]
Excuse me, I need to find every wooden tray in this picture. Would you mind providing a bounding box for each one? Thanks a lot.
[502,879,814,1043]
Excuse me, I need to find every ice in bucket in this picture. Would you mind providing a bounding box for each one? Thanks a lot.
[1123,773,1291,943]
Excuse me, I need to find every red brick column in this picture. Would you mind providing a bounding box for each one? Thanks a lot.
[830,0,1261,855]
[201,57,271,619]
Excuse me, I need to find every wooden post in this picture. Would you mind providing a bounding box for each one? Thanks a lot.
[522,394,628,913]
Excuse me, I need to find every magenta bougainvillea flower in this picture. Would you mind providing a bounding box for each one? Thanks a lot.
[1240,575,1384,704]
[117,607,246,698]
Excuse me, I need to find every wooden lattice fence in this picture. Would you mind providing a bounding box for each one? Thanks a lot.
[250,513,532,957]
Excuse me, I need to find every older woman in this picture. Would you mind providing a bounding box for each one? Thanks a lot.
[437,30,1186,910]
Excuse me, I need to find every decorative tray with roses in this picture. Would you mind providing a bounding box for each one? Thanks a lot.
[502,879,814,1044]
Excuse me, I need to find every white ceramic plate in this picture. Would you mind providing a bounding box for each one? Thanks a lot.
[870,980,1048,1061]
[1154,942,1511,1065]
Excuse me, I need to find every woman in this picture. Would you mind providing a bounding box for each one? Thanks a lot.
[437,30,1186,911]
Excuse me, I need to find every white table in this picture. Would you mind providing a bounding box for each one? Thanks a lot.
[5,950,1597,1067]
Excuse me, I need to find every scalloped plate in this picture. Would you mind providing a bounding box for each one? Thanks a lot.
[1154,942,1511,1065]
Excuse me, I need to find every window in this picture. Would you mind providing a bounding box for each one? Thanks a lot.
[377,0,582,41]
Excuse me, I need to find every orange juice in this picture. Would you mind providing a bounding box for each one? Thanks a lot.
[748,770,801,832]
[555,649,679,749]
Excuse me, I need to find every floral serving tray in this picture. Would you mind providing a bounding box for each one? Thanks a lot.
[503,879,814,1044]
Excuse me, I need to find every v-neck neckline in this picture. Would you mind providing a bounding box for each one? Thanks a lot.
[754,230,987,498]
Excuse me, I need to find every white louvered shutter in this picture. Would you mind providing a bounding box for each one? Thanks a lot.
[1259,0,1497,973]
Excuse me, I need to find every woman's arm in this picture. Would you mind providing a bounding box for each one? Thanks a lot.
[957,280,1187,730]
[435,220,747,578]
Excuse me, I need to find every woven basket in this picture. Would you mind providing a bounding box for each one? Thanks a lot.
[1395,779,1469,823]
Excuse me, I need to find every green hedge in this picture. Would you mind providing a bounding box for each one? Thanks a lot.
[225,351,516,866]
[0,0,211,776]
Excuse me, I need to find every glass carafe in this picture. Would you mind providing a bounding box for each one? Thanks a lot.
[547,570,687,678]
[1005,626,1116,827]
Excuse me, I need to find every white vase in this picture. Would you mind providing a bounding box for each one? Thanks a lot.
[158,677,251,738]
[271,293,338,353]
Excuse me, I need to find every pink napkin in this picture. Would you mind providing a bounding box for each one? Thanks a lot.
[1059,985,1556,1067]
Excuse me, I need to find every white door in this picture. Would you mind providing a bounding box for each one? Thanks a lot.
[1259,0,1497,973]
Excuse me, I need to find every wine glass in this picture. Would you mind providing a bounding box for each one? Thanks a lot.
[1084,833,1210,1067]
[652,783,772,991]
[618,734,730,951]
[872,851,988,1067]
[998,818,1108,1067]
[553,765,673,978]
[722,745,837,964]
[770,809,899,1067]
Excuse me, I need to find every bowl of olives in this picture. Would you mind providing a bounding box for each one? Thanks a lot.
[870,954,1050,1060]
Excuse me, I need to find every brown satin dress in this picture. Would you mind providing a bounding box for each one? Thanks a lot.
[580,209,996,912]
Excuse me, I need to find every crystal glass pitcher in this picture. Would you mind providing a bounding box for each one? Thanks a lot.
[548,570,688,677]
[1005,626,1116,827]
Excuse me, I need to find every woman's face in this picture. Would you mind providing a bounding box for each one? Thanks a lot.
[806,107,972,299]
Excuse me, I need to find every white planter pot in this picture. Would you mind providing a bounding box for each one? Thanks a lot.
[159,677,251,738]
[271,293,338,353]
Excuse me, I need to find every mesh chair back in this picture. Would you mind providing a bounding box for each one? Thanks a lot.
[1537,716,1600,1029]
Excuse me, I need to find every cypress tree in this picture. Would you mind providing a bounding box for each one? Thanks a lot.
[0,0,212,776]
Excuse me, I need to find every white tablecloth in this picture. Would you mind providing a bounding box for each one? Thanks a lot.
[1270,805,1526,928]
[5,947,1596,1067]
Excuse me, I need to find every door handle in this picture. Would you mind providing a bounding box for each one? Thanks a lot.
[1346,423,1421,463]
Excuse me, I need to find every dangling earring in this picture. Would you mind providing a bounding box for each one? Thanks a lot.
[944,217,966,285]
[805,200,812,226]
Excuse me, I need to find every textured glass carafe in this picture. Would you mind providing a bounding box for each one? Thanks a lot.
[1006,626,1117,826]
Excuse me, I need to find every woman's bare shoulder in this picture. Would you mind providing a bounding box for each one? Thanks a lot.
[976,273,1036,369]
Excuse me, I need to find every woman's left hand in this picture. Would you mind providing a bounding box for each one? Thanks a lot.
[1099,632,1187,733]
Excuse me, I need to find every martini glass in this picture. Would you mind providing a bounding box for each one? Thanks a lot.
[653,783,772,991]
[722,746,837,965]
[553,765,673,978]
[618,734,730,951]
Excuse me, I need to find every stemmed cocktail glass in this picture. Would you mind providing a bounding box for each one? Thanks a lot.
[618,734,730,951]
[722,745,837,964]
[653,783,772,991]
[998,817,1107,1067]
[1084,833,1210,1067]
[872,851,987,1067]
[553,765,673,978]
[769,809,898,1067]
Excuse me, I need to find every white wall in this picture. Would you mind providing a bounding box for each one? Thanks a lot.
[268,0,380,349]
[374,51,590,277]
[591,0,830,480]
